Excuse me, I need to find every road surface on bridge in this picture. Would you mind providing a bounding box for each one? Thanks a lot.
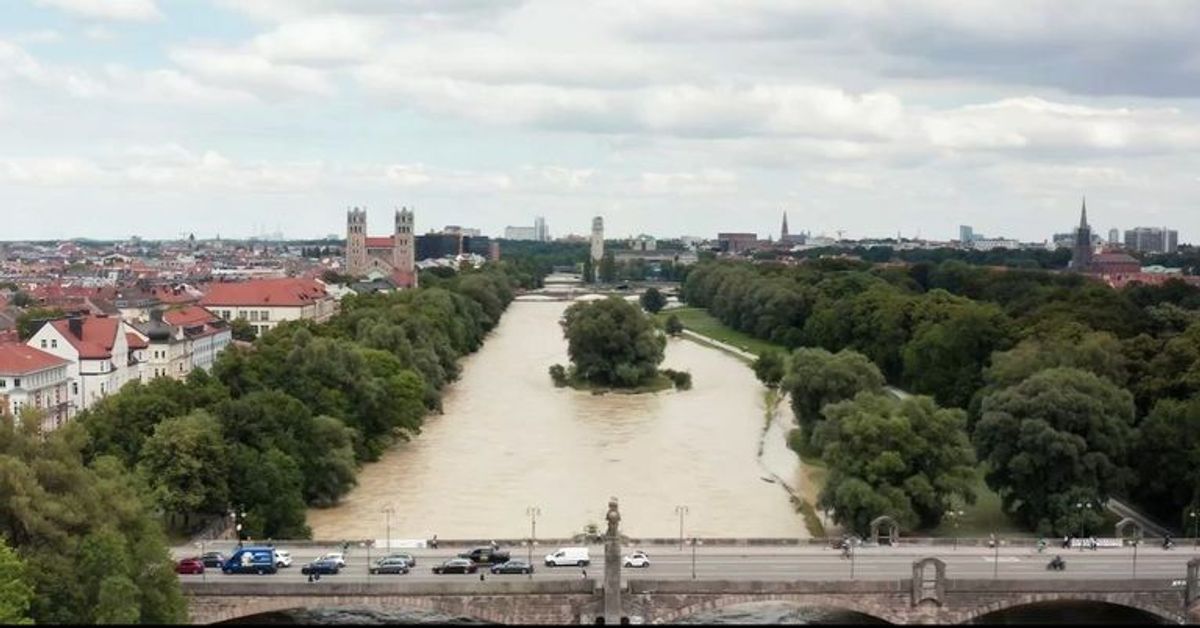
[174,542,1199,585]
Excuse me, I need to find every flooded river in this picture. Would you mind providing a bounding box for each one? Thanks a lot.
[307,300,806,540]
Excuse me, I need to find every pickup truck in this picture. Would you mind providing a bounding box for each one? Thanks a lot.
[457,547,511,564]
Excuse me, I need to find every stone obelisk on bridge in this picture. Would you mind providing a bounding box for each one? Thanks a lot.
[604,497,622,623]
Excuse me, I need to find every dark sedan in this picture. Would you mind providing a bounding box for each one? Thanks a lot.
[490,559,534,575]
[432,558,477,574]
[200,552,227,569]
[300,559,341,576]
[369,558,411,575]
[175,557,205,575]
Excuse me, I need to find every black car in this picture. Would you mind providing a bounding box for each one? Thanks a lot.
[370,558,411,575]
[381,553,417,567]
[300,559,341,575]
[200,552,227,569]
[490,559,534,575]
[458,547,510,565]
[432,558,477,574]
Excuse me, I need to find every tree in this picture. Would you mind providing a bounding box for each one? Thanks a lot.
[639,287,667,314]
[814,393,977,535]
[137,411,230,532]
[229,317,257,342]
[1131,396,1200,522]
[0,537,32,625]
[599,251,617,283]
[582,256,595,283]
[9,291,32,308]
[15,307,64,341]
[752,350,786,388]
[902,300,1013,409]
[782,348,884,453]
[561,296,665,387]
[973,368,1136,535]
[664,314,684,337]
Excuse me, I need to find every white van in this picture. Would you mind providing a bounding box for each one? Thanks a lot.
[544,547,590,567]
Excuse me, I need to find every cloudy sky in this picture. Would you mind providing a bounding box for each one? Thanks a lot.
[1,0,1198,242]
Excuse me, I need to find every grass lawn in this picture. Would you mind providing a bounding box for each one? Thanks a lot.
[658,307,786,357]
[929,471,1029,538]
[561,373,676,394]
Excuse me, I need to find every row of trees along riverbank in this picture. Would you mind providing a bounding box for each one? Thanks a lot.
[685,258,1200,537]
[0,263,524,624]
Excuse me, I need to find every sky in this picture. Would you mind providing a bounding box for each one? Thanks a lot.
[1,0,1198,243]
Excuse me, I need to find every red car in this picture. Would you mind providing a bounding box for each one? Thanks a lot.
[176,557,205,575]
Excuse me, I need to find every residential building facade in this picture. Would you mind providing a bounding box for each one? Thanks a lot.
[200,278,337,336]
[27,315,138,412]
[0,343,73,431]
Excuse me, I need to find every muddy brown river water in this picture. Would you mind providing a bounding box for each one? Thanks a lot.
[307,300,807,541]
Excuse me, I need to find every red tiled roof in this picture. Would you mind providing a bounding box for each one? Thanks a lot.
[366,236,395,248]
[47,316,120,359]
[199,278,329,308]
[0,343,68,375]
[126,332,148,350]
[163,306,218,327]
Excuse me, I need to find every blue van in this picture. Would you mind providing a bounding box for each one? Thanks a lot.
[221,547,278,575]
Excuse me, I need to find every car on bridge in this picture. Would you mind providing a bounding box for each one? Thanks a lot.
[175,557,205,575]
[458,546,510,564]
[222,547,278,575]
[491,559,534,575]
[623,551,650,568]
[382,552,416,567]
[544,547,590,567]
[316,552,346,568]
[199,552,227,569]
[432,558,478,574]
[300,559,341,576]
[274,549,292,568]
[369,557,411,575]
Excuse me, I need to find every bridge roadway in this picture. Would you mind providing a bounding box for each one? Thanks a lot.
[174,542,1200,584]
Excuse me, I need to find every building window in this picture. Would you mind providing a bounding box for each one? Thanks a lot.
[238,311,248,320]
[40,339,47,348]
[260,310,270,321]
[249,311,259,322]
[0,379,5,388]
[51,339,57,348]
[72,382,78,395]
[13,378,20,388]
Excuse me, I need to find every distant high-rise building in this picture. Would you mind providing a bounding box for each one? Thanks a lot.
[959,225,974,243]
[504,226,539,240]
[590,217,605,263]
[1124,227,1179,254]
[1108,228,1120,245]
[1070,198,1093,271]
[534,216,549,242]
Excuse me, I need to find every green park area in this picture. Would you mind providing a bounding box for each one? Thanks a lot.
[658,307,781,358]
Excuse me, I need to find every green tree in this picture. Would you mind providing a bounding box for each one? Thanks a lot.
[599,251,617,283]
[639,287,667,314]
[137,410,230,532]
[902,300,1013,409]
[782,348,884,453]
[15,307,64,341]
[0,537,32,625]
[814,393,977,535]
[1131,396,1200,522]
[752,350,786,388]
[974,368,1136,535]
[229,317,257,342]
[561,296,665,387]
[664,314,684,336]
[95,576,140,624]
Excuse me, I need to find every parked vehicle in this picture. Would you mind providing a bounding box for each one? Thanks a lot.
[370,557,411,575]
[544,547,590,567]
[432,558,478,574]
[301,559,341,576]
[458,547,511,565]
[274,549,292,568]
[222,547,278,575]
[491,559,534,575]
[623,551,650,568]
[200,552,227,569]
[175,557,205,575]
[317,552,346,568]
[382,553,417,567]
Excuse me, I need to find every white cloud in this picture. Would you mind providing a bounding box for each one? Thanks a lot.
[169,47,333,98]
[13,30,63,44]
[252,14,383,66]
[35,0,161,22]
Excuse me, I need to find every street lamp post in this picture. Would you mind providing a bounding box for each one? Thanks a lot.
[1074,501,1092,552]
[1190,510,1199,549]
[674,506,689,551]
[992,532,999,579]
[1131,538,1138,578]
[526,506,541,579]
[947,510,964,550]
[849,540,855,580]
[382,506,395,553]
[690,538,702,580]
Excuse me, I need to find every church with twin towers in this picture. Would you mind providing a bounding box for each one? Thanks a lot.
[345,207,418,288]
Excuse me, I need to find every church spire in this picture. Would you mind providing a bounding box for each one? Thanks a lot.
[781,210,789,239]
[1080,196,1088,229]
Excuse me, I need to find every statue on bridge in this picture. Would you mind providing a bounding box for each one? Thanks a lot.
[605,497,621,539]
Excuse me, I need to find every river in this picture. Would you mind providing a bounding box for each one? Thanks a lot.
[307,300,806,541]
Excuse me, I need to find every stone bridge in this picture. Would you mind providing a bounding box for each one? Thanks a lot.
[184,558,1200,624]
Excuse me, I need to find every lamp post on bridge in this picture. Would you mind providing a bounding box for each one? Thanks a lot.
[382,505,395,553]
[946,509,964,550]
[1075,501,1092,552]
[690,537,702,580]
[1189,509,1199,550]
[526,506,541,580]
[674,505,689,551]
[1131,537,1139,578]
[992,532,1000,579]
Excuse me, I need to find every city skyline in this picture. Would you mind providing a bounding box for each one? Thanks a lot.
[2,1,1200,241]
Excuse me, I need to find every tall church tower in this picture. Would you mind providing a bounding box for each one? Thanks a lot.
[1071,197,1093,271]
[781,211,790,241]
[346,207,368,276]
[394,207,416,285]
